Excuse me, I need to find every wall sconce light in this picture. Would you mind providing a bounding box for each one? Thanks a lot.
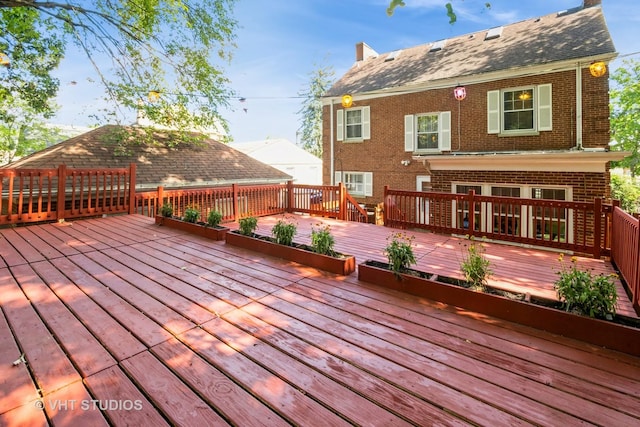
[589,61,607,77]
[341,94,353,108]
[454,85,466,101]
[148,90,161,103]
[400,159,411,166]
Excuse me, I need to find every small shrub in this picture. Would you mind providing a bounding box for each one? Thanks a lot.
[272,216,297,246]
[460,237,492,291]
[159,203,173,218]
[384,233,417,278]
[311,223,335,256]
[554,254,618,319]
[183,206,200,223]
[238,216,258,236]
[207,210,223,227]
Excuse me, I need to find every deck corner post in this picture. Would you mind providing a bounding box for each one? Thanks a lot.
[593,197,602,259]
[157,186,164,216]
[468,189,476,238]
[383,185,390,226]
[287,180,294,213]
[232,183,240,221]
[128,163,137,214]
[56,164,67,222]
[339,182,347,221]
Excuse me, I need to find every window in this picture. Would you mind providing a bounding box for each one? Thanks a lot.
[531,187,567,242]
[404,112,451,152]
[455,184,481,231]
[334,171,373,197]
[491,186,521,236]
[336,107,370,142]
[487,84,552,134]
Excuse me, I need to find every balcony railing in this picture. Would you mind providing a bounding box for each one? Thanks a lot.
[384,186,615,259]
[0,164,136,226]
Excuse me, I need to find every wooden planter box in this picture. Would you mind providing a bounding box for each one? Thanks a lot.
[358,260,640,357]
[225,231,356,276]
[155,216,229,241]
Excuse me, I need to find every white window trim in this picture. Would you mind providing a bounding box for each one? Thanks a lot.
[487,83,552,135]
[334,171,373,197]
[336,106,370,143]
[404,111,451,153]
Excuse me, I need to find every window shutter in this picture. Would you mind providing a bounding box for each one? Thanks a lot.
[334,171,342,185]
[404,115,414,152]
[487,90,500,134]
[364,172,373,197]
[439,111,451,151]
[538,83,552,131]
[337,110,344,141]
[362,106,371,140]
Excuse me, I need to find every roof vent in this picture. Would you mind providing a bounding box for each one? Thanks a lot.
[429,40,446,52]
[484,26,503,41]
[385,50,402,61]
[557,6,582,17]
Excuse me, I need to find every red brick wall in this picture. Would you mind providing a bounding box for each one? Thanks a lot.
[322,69,611,204]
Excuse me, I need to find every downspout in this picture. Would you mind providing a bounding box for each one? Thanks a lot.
[330,99,335,184]
[575,63,583,150]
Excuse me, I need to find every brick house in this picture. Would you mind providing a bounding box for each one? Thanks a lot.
[322,0,627,237]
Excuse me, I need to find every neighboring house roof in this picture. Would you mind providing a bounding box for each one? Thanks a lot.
[1,125,291,189]
[229,139,322,167]
[325,4,615,97]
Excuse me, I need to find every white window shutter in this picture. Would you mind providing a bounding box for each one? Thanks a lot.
[334,171,342,185]
[439,111,451,151]
[404,115,414,152]
[538,83,552,131]
[487,90,500,134]
[362,106,371,140]
[337,110,344,141]
[364,172,373,197]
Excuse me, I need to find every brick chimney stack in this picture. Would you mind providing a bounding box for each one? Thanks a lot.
[355,42,379,62]
[583,0,602,7]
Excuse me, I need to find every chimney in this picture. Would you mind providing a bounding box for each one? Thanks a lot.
[355,42,379,62]
[583,0,601,7]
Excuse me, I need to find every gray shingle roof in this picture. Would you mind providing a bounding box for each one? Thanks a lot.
[2,125,292,189]
[325,5,615,97]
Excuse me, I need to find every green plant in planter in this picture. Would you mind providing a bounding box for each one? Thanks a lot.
[183,206,200,223]
[311,223,335,256]
[554,254,618,319]
[459,237,492,291]
[238,216,258,236]
[159,202,173,218]
[384,232,417,278]
[272,216,297,246]
[207,210,223,227]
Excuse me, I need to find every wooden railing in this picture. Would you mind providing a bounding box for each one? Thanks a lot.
[134,181,369,223]
[611,207,640,312]
[0,164,136,226]
[384,186,614,258]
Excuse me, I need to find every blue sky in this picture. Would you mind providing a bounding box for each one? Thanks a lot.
[50,0,640,143]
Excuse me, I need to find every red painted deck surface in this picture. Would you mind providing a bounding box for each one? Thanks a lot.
[1,214,639,426]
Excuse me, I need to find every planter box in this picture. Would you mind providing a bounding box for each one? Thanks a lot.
[155,216,228,241]
[358,260,640,357]
[225,231,356,276]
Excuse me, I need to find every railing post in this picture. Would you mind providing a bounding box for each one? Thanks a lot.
[287,180,294,213]
[383,185,389,226]
[467,189,476,237]
[232,183,239,221]
[128,163,137,214]
[338,182,347,221]
[56,164,66,222]
[593,197,602,259]
[157,186,164,216]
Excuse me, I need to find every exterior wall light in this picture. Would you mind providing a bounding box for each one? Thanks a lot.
[454,85,466,101]
[341,94,353,108]
[589,61,607,77]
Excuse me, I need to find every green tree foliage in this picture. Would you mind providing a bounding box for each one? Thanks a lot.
[610,173,640,213]
[297,64,334,158]
[0,0,238,135]
[610,59,640,176]
[387,1,491,24]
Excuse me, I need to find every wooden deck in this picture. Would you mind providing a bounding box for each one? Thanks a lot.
[1,214,639,426]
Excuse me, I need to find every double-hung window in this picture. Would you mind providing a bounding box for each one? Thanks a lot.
[404,111,451,153]
[487,84,552,135]
[337,107,370,142]
[334,171,373,197]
